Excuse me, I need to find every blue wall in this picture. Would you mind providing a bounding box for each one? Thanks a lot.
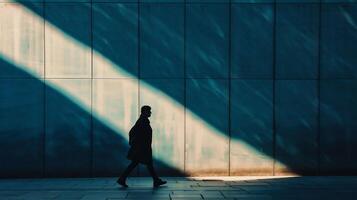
[0,0,357,177]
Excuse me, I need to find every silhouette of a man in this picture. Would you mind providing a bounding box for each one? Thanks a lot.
[117,105,166,188]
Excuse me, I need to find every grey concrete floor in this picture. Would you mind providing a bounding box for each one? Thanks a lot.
[0,176,357,200]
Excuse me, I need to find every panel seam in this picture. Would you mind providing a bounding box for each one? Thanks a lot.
[228,0,232,176]
[317,0,322,175]
[90,0,94,178]
[272,0,277,176]
[43,1,46,178]
[183,0,187,175]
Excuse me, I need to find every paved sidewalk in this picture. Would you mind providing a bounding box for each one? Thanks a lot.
[0,176,357,200]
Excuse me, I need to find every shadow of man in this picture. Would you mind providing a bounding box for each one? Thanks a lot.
[117,105,167,188]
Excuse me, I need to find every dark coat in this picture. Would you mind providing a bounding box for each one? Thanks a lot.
[127,116,152,164]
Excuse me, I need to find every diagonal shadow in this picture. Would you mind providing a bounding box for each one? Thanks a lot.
[0,57,185,178]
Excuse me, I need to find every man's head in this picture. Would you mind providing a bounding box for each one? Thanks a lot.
[141,105,151,118]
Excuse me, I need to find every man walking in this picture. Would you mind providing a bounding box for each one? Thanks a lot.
[117,105,166,188]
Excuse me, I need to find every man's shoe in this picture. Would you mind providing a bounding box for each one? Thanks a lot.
[153,179,167,188]
[117,178,128,188]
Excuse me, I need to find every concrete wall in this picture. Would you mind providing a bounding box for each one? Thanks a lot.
[0,0,357,177]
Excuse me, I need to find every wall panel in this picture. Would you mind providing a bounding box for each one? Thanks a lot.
[140,3,184,78]
[0,3,44,78]
[320,80,357,174]
[45,3,91,78]
[93,3,138,78]
[0,79,44,177]
[276,3,319,79]
[275,80,318,175]
[92,79,138,176]
[140,79,185,175]
[45,79,91,177]
[186,79,229,176]
[230,80,274,175]
[231,3,274,79]
[321,4,357,79]
[186,4,229,78]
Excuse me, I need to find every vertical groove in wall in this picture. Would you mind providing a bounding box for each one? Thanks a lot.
[90,0,94,178]
[317,0,322,175]
[183,0,187,174]
[272,0,277,176]
[137,0,141,177]
[42,1,46,178]
[228,0,232,176]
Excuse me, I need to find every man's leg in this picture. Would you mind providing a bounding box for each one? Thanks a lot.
[146,163,159,181]
[119,160,139,181]
[146,163,167,187]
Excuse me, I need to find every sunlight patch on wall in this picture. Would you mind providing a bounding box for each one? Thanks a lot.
[140,81,185,171]
[185,108,229,175]
[92,79,138,140]
[45,21,91,78]
[0,3,44,78]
